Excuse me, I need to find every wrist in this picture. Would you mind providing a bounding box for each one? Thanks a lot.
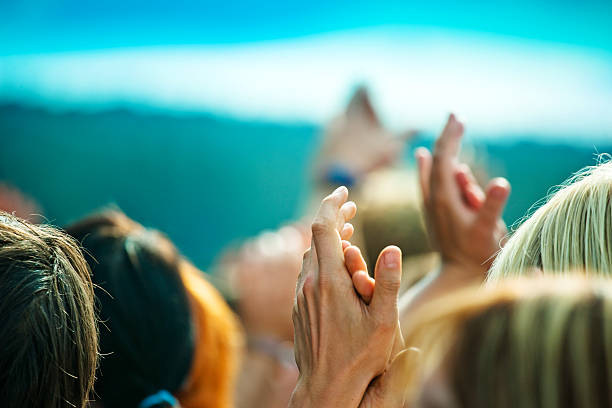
[289,368,372,408]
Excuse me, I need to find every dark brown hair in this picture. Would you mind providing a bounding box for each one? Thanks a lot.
[66,210,195,407]
[0,212,98,407]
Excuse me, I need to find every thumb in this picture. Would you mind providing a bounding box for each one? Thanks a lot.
[372,246,402,315]
[476,178,510,228]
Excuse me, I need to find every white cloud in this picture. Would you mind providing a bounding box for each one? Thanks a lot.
[1,27,611,139]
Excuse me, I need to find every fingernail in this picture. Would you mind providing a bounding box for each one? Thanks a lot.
[334,186,347,195]
[490,179,510,199]
[383,250,399,268]
[491,186,507,200]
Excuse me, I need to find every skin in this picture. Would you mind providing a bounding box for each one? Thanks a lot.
[226,223,311,342]
[220,225,310,408]
[0,183,41,223]
[289,186,408,408]
[316,87,416,182]
[416,114,510,274]
[399,114,511,323]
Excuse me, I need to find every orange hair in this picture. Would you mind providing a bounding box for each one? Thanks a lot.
[177,261,243,408]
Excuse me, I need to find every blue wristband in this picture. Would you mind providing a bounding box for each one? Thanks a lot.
[325,165,357,188]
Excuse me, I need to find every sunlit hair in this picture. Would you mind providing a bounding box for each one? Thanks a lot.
[66,210,241,408]
[359,168,439,291]
[403,277,612,408]
[488,157,612,281]
[359,168,433,259]
[0,212,97,408]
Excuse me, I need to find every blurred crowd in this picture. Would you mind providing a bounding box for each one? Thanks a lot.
[0,86,611,408]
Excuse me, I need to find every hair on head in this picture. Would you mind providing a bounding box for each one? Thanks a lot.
[0,212,98,408]
[66,210,194,407]
[488,156,612,281]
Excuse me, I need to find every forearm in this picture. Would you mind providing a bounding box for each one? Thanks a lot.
[399,264,483,331]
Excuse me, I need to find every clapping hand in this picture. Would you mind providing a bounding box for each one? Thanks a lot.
[290,187,408,407]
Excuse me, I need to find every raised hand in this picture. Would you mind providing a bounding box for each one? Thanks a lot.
[415,114,510,278]
[316,87,416,184]
[222,223,311,342]
[289,187,404,408]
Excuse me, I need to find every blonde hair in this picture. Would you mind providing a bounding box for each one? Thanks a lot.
[404,277,612,408]
[487,157,612,282]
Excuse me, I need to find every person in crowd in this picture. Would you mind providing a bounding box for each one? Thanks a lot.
[291,186,612,408]
[357,168,439,289]
[218,85,417,408]
[314,85,416,191]
[401,276,612,408]
[396,114,511,321]
[0,212,97,408]
[220,223,307,408]
[0,182,42,222]
[410,113,611,303]
[66,210,241,408]
[487,156,612,280]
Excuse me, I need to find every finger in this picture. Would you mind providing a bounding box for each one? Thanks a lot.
[337,201,357,233]
[454,163,485,210]
[352,271,374,304]
[432,114,464,188]
[476,178,511,228]
[371,246,402,314]
[339,201,357,224]
[415,147,432,203]
[344,245,368,277]
[312,186,349,272]
[434,113,464,160]
[340,223,354,241]
[341,240,351,251]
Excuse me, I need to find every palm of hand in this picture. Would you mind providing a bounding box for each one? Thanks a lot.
[222,225,310,341]
[416,114,511,277]
[317,86,415,178]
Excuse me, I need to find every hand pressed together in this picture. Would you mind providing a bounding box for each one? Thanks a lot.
[290,186,407,408]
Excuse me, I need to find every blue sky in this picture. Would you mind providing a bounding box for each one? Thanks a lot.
[1,1,611,139]
[2,0,612,54]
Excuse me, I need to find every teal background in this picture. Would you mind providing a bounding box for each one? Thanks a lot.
[1,0,611,269]
[1,104,609,269]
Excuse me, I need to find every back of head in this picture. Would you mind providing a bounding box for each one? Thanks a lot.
[359,168,433,259]
[488,158,612,282]
[358,168,439,291]
[0,212,97,408]
[66,211,195,407]
[405,277,612,408]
